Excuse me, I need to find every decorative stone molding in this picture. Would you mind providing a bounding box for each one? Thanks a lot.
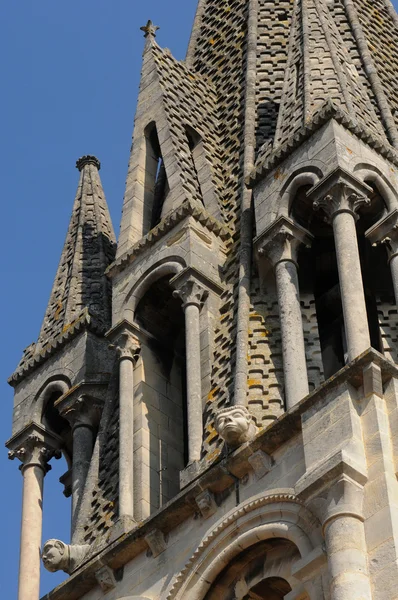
[308,167,372,223]
[195,490,217,519]
[95,565,117,592]
[247,450,273,480]
[76,155,101,172]
[255,217,313,268]
[106,199,231,279]
[173,279,208,309]
[366,208,398,259]
[8,310,107,386]
[165,491,318,600]
[114,331,141,362]
[41,539,90,574]
[214,406,257,448]
[145,529,167,558]
[56,390,105,431]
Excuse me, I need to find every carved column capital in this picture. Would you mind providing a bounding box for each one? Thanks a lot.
[61,396,101,431]
[308,167,372,223]
[112,331,140,362]
[8,434,61,474]
[172,278,208,309]
[255,217,313,268]
[366,209,398,260]
[313,189,370,222]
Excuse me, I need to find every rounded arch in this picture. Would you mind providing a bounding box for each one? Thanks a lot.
[123,258,186,321]
[353,163,398,212]
[279,167,323,218]
[166,491,322,600]
[205,540,302,600]
[33,377,70,423]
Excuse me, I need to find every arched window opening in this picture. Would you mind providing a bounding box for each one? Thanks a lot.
[40,390,72,588]
[292,182,393,377]
[186,125,207,205]
[134,275,187,517]
[42,391,72,462]
[357,184,392,357]
[292,186,346,379]
[143,123,170,231]
[204,539,301,600]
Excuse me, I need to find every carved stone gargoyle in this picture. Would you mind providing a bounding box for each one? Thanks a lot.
[42,539,90,575]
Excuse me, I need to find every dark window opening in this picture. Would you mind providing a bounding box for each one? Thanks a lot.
[42,391,72,459]
[144,123,169,231]
[244,577,292,600]
[204,539,298,600]
[293,182,391,378]
[135,276,188,508]
[186,125,206,206]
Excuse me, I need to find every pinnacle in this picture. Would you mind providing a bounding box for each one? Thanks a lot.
[37,158,116,348]
[76,155,101,172]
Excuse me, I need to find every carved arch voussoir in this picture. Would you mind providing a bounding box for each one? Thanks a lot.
[165,490,321,600]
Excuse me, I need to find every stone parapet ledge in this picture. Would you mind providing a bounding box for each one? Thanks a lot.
[39,348,398,600]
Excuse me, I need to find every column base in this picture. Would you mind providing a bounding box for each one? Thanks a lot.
[108,515,136,543]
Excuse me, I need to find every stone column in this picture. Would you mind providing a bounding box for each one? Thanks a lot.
[311,172,372,362]
[323,475,372,600]
[256,217,312,409]
[173,279,207,463]
[8,433,60,600]
[115,331,140,520]
[366,209,398,305]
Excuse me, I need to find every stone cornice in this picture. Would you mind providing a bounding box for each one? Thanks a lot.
[106,200,231,279]
[8,311,107,388]
[247,100,398,188]
[39,348,398,600]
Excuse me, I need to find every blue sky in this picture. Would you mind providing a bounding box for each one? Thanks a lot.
[1,1,398,598]
[0,2,195,596]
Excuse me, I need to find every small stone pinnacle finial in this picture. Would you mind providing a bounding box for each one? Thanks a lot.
[76,156,101,172]
[140,20,159,39]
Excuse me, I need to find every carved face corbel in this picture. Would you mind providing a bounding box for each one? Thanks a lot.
[214,406,257,448]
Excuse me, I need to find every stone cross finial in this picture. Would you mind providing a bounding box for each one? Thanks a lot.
[140,20,159,39]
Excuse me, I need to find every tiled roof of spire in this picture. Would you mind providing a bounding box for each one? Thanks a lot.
[38,156,116,348]
[37,156,116,348]
[13,157,116,380]
[273,0,390,148]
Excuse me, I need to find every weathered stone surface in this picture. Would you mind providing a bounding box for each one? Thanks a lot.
[8,1,398,599]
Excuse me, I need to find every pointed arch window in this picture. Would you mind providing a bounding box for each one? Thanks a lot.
[143,122,170,231]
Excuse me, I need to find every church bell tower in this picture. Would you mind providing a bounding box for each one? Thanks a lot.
[7,1,398,599]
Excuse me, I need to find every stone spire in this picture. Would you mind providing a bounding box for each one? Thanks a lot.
[273,0,390,148]
[37,156,116,348]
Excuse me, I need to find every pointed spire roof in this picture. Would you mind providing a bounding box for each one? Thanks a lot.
[274,0,389,147]
[37,156,116,348]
